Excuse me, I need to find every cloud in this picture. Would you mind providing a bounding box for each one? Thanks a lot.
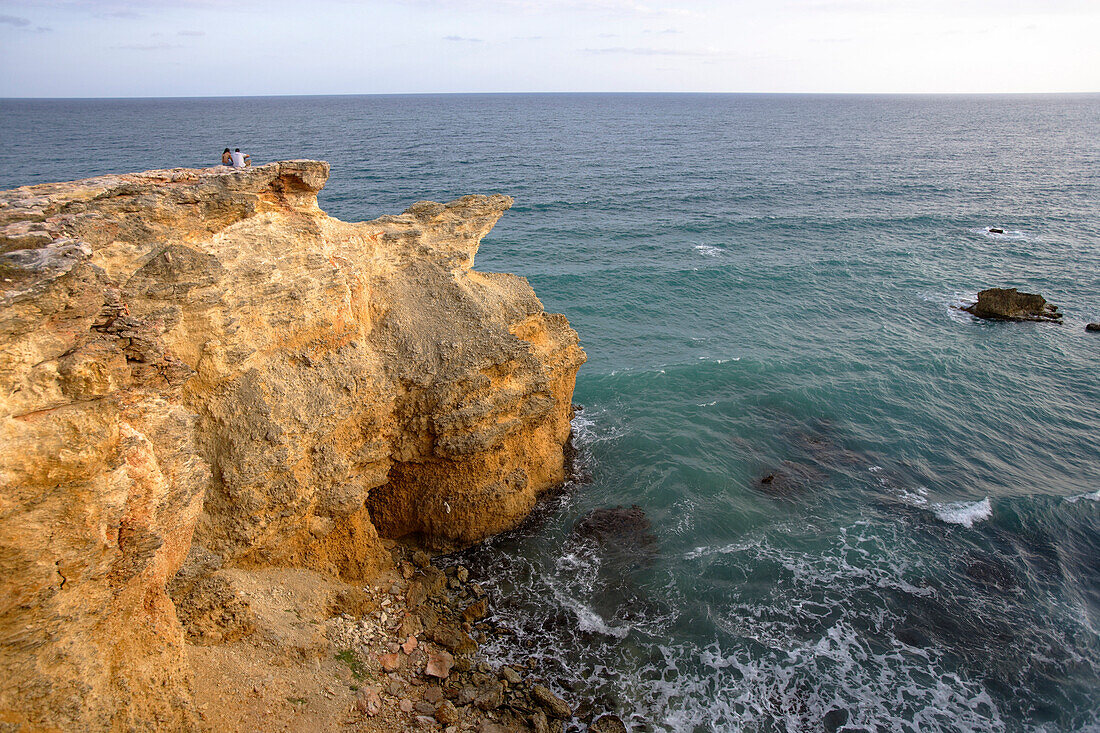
[112,42,183,50]
[0,14,51,31]
[382,0,696,16]
[98,9,143,19]
[643,27,680,34]
[443,34,483,42]
[583,46,715,56]
[177,29,204,36]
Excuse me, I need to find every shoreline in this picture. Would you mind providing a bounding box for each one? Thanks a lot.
[180,430,626,733]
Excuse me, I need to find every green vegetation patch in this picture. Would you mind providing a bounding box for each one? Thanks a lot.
[335,649,369,681]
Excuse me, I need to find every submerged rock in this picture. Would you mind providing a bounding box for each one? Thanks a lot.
[964,556,1019,592]
[756,460,824,498]
[823,708,850,732]
[572,505,657,556]
[961,287,1063,322]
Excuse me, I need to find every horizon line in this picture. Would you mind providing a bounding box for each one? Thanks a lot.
[2,90,1098,101]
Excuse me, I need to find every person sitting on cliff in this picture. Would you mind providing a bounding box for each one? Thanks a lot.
[230,148,251,168]
[221,148,232,166]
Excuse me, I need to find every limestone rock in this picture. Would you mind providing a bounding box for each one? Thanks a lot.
[463,597,489,622]
[475,679,505,710]
[961,287,1063,322]
[590,714,628,733]
[532,684,572,719]
[436,699,460,724]
[425,650,455,679]
[0,162,584,730]
[430,624,478,655]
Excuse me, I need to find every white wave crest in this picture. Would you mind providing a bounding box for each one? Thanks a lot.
[693,243,723,257]
[1064,489,1100,504]
[934,497,992,528]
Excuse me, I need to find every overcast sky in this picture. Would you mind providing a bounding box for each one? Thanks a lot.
[1,0,1097,97]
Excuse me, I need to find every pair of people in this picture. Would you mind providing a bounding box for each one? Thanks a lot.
[220,147,251,168]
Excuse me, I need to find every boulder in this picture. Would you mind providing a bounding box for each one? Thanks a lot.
[961,287,1063,322]
[435,699,460,724]
[532,684,572,719]
[475,680,505,710]
[463,598,490,623]
[425,650,454,679]
[590,714,628,733]
[430,624,478,655]
[1086,323,1100,332]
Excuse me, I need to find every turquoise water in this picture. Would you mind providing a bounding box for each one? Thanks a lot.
[3,94,1099,731]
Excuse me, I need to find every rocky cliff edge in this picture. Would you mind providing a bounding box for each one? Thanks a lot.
[0,161,585,730]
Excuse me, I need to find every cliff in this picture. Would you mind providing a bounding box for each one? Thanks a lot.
[0,162,585,730]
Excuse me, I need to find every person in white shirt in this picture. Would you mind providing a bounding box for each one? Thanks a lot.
[230,148,251,168]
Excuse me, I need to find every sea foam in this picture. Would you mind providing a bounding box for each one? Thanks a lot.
[693,243,723,257]
[934,497,992,528]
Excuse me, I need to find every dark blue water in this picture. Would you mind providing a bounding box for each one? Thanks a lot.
[3,94,1099,732]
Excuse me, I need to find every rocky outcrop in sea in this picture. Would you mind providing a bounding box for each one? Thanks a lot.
[961,287,1063,322]
[0,162,585,730]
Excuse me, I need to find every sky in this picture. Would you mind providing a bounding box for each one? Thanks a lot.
[0,0,1098,97]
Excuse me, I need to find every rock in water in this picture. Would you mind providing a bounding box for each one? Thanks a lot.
[961,287,1063,322]
[1086,322,1100,332]
[572,505,658,558]
[0,162,585,730]
[590,714,629,733]
[755,460,825,499]
[988,227,1004,234]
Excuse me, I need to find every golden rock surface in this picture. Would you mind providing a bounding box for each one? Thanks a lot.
[0,162,584,730]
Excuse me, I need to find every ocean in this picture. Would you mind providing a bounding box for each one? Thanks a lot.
[2,93,1098,732]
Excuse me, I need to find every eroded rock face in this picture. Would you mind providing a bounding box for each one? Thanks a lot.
[0,162,584,729]
[962,287,1063,322]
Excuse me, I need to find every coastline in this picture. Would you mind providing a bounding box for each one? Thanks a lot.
[182,537,583,732]
[181,437,611,733]
[0,162,587,731]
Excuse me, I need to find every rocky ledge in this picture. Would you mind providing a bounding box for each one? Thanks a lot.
[0,162,585,730]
